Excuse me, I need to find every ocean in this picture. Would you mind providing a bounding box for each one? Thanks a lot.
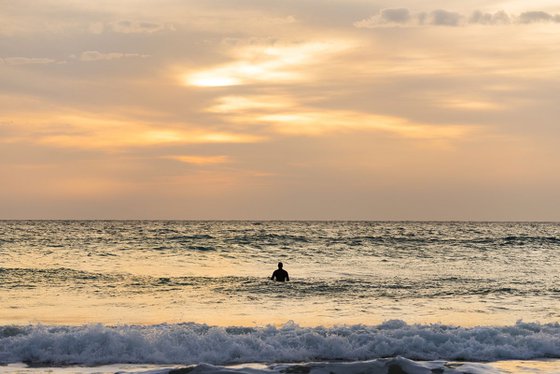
[1,221,559,373]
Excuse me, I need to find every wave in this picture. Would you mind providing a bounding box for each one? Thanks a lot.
[499,235,560,246]
[102,357,507,374]
[0,320,559,366]
[167,234,215,242]
[0,267,123,287]
[331,235,560,247]
[1,267,557,299]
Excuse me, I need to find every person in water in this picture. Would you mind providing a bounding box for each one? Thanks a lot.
[271,262,289,282]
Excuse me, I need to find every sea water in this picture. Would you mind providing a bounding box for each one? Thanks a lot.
[0,221,559,373]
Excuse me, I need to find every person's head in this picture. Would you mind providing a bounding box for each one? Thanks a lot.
[278,262,283,269]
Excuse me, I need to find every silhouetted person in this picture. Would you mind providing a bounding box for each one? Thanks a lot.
[271,262,289,282]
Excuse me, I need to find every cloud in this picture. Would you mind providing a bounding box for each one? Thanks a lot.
[207,96,293,113]
[78,51,150,61]
[85,20,172,35]
[0,112,263,151]
[518,11,560,24]
[430,9,462,26]
[1,52,149,66]
[168,155,231,165]
[469,10,511,25]
[254,110,471,139]
[354,8,464,28]
[258,15,296,25]
[205,95,473,141]
[380,8,411,24]
[438,98,502,111]
[111,20,168,34]
[88,22,105,34]
[354,9,560,28]
[183,40,353,87]
[0,57,57,65]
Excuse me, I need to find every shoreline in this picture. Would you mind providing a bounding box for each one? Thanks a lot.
[3,358,560,374]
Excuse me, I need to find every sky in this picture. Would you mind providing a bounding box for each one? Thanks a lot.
[1,0,560,220]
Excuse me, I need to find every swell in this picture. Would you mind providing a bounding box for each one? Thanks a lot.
[1,267,557,298]
[325,235,560,247]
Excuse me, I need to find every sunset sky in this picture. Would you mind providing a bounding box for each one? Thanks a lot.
[1,0,560,220]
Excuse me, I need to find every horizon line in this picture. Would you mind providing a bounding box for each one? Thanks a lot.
[1,219,559,223]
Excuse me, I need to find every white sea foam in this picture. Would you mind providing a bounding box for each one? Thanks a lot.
[1,320,559,367]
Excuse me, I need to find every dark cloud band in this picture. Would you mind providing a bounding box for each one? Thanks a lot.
[355,9,560,28]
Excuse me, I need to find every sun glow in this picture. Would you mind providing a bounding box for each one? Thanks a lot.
[185,74,241,87]
[183,40,354,87]
[206,96,293,113]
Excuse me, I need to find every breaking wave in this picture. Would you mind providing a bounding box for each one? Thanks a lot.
[1,320,559,366]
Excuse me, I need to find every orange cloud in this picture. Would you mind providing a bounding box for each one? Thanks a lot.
[440,98,502,110]
[206,95,296,113]
[0,112,264,150]
[168,155,231,165]
[206,95,473,140]
[257,110,471,139]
